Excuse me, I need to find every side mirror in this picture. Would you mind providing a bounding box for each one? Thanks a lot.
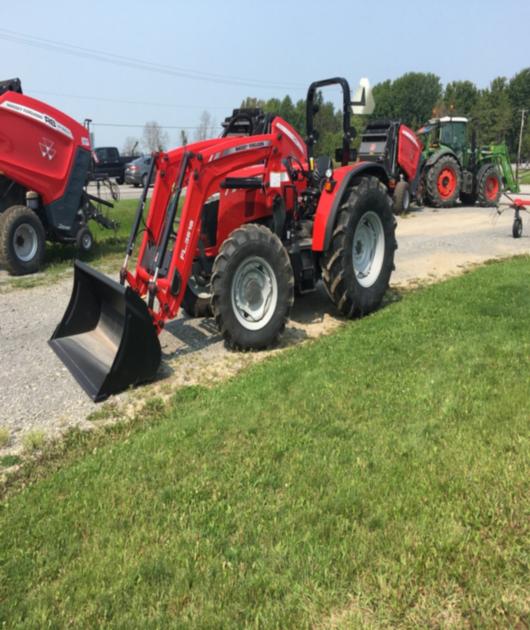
[351,78,375,116]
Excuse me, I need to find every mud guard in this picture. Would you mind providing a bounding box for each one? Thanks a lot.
[49,260,161,401]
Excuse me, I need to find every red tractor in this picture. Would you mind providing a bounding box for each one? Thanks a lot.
[0,78,115,275]
[50,77,422,401]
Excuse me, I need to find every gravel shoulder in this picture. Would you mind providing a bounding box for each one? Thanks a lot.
[1,198,529,455]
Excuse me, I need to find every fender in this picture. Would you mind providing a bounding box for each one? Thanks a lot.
[312,161,389,252]
[425,147,457,168]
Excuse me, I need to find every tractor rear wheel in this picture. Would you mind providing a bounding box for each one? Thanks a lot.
[0,205,46,275]
[476,164,502,207]
[322,176,396,317]
[426,155,461,207]
[211,223,294,349]
[393,180,410,215]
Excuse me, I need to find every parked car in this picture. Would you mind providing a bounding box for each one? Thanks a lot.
[89,147,138,184]
[124,155,156,187]
[90,146,124,184]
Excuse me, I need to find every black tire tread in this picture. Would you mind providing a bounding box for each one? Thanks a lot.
[210,223,294,350]
[426,155,462,208]
[393,180,410,215]
[476,163,502,207]
[0,205,46,275]
[321,176,397,318]
[181,281,212,318]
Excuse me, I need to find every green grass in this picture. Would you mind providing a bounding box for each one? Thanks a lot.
[519,169,530,185]
[0,455,21,468]
[0,428,9,448]
[0,199,139,292]
[1,258,529,628]
[21,430,47,453]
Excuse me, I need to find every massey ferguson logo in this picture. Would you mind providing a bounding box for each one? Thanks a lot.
[39,138,56,161]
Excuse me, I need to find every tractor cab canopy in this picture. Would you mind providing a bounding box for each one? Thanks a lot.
[418,116,469,154]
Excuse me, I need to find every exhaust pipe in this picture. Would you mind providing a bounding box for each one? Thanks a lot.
[49,260,161,401]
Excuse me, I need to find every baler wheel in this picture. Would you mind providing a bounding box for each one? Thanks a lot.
[76,226,94,253]
[322,176,396,317]
[0,205,46,275]
[393,180,410,215]
[211,224,294,349]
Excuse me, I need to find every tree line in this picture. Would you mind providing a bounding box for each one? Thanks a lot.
[122,68,529,161]
[238,68,530,160]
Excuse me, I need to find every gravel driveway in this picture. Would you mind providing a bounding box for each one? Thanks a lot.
[1,198,529,454]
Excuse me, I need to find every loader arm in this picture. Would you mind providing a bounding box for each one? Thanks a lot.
[126,130,300,330]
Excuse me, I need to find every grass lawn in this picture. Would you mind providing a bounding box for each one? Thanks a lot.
[1,198,138,291]
[519,169,530,185]
[1,258,529,628]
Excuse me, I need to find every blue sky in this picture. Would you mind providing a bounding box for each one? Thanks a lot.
[1,0,528,149]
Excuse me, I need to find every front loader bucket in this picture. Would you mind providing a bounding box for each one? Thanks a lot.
[49,260,161,402]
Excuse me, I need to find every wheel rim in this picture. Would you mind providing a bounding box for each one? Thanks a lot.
[231,256,278,330]
[13,223,38,262]
[437,167,457,199]
[189,275,210,299]
[485,175,499,200]
[81,232,92,250]
[352,211,385,288]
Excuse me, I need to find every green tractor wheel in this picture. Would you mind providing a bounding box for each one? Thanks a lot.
[426,155,462,208]
[476,164,502,207]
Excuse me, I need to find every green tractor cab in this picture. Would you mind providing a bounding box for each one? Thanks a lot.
[416,116,519,208]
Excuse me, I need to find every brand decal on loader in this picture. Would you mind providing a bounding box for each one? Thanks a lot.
[0,101,74,139]
[208,140,271,163]
[179,219,195,261]
[275,122,305,153]
[39,137,56,161]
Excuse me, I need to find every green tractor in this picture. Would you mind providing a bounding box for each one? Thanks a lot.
[416,116,519,208]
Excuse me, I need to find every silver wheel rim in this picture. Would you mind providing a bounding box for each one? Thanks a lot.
[81,232,92,250]
[352,211,385,288]
[231,256,278,330]
[189,275,210,299]
[13,223,38,262]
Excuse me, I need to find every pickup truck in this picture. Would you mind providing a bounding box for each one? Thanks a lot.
[90,147,137,184]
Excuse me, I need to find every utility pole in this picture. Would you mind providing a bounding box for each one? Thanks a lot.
[516,108,527,181]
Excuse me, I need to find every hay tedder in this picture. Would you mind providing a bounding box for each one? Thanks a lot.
[50,77,406,401]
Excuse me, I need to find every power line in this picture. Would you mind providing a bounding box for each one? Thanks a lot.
[31,89,235,111]
[0,28,306,91]
[92,122,221,130]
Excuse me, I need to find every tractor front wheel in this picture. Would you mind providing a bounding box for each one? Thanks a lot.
[211,224,294,349]
[476,164,502,207]
[426,155,461,207]
[0,205,46,275]
[322,176,396,317]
